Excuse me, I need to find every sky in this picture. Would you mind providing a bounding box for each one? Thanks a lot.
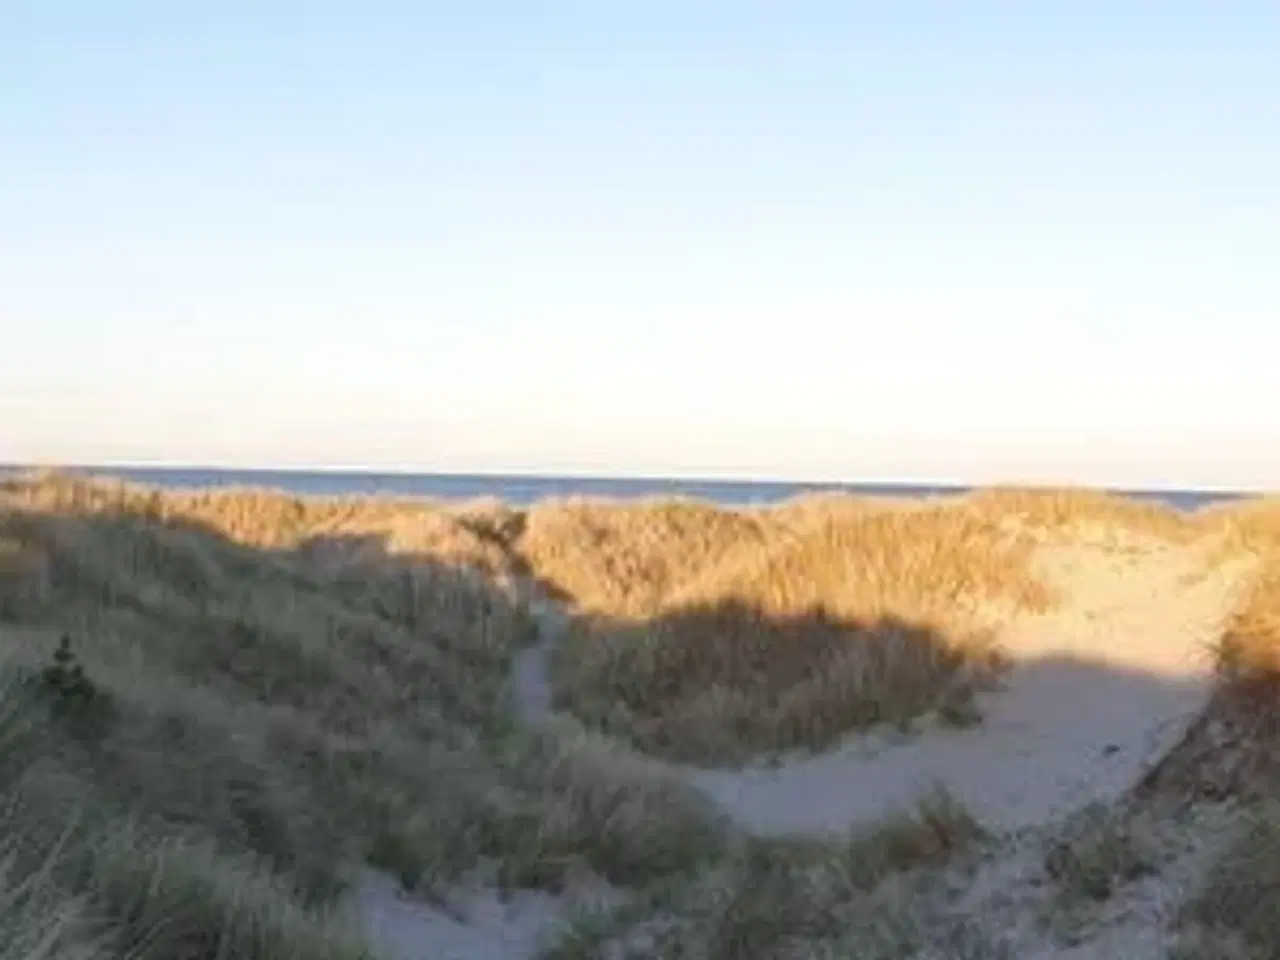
[2,2,1279,489]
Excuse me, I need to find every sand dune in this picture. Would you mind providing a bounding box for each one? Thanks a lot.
[515,538,1253,837]
[7,473,1278,959]
[363,533,1257,960]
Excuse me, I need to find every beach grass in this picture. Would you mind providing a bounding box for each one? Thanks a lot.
[0,472,728,958]
[962,484,1200,544]
[516,496,787,617]
[539,785,987,960]
[1136,546,1280,806]
[548,501,1055,764]
[1133,528,1280,959]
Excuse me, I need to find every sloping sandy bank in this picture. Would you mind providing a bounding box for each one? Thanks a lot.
[515,537,1253,836]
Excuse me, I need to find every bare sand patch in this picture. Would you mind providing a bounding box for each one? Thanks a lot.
[351,868,621,960]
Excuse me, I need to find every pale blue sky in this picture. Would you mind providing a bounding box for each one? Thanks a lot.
[3,2,1278,487]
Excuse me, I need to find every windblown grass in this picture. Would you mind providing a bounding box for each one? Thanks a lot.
[668,502,1055,621]
[750,489,909,527]
[517,496,787,618]
[962,485,1198,545]
[542,786,988,960]
[1135,549,1280,805]
[1195,495,1280,568]
[517,493,937,620]
[1134,519,1280,958]
[551,502,1056,764]
[4,469,526,578]
[1216,555,1280,680]
[0,473,728,958]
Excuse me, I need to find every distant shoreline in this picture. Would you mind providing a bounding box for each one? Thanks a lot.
[0,463,1260,511]
[0,462,1262,495]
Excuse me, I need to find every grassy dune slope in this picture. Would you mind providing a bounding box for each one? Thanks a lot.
[1196,495,1280,562]
[1161,566,1280,960]
[962,484,1200,544]
[1125,505,1280,958]
[1136,552,1280,803]
[0,474,726,959]
[518,496,788,618]
[9,470,527,576]
[549,501,1058,764]
[516,492,913,622]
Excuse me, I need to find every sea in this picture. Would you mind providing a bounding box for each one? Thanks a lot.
[0,465,1254,512]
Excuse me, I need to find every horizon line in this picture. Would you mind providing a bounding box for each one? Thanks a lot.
[2,460,1267,497]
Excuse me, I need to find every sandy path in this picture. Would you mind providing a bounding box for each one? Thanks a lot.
[514,537,1254,836]
[350,871,566,960]
[362,534,1255,958]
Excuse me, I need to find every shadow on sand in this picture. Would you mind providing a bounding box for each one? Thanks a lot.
[529,599,1220,836]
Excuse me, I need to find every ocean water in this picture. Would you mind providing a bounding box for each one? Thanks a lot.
[2,465,1249,512]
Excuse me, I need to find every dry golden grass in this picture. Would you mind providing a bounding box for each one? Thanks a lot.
[2,470,525,578]
[1124,499,1280,959]
[668,502,1054,619]
[551,501,1056,764]
[0,473,728,959]
[1193,495,1280,566]
[517,496,788,617]
[751,489,912,527]
[962,485,1199,544]
[1217,554,1280,678]
[517,493,940,621]
[1128,518,1280,960]
[1134,550,1280,807]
